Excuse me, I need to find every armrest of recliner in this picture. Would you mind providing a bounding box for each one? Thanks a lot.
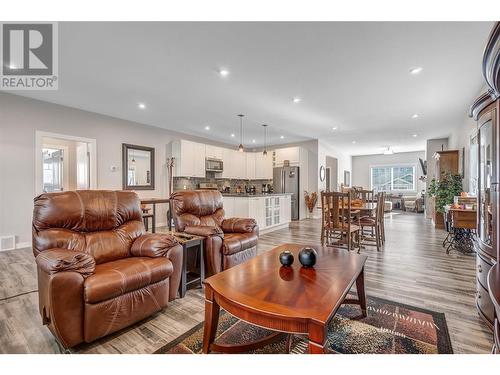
[184,225,224,238]
[221,218,258,233]
[35,248,95,278]
[131,233,179,257]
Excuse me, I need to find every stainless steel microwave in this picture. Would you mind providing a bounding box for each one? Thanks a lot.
[206,158,223,172]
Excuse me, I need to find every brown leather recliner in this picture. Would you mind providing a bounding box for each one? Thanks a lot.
[32,190,182,349]
[170,190,259,277]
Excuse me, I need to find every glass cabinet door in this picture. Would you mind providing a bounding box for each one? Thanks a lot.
[478,120,493,246]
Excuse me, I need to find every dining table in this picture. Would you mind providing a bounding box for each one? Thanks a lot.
[140,198,171,233]
[317,202,377,217]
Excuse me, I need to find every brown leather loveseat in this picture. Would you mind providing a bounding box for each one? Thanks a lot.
[170,190,259,276]
[32,190,182,349]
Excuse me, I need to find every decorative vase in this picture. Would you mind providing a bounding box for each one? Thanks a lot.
[298,247,317,268]
[279,250,294,267]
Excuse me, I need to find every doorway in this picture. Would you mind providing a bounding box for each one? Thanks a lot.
[35,131,97,195]
[325,156,338,191]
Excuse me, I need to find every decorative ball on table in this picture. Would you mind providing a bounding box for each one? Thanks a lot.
[298,247,318,268]
[279,250,294,267]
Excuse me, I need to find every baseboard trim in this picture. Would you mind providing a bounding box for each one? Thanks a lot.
[15,242,31,250]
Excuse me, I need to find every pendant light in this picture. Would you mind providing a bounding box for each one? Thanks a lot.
[237,114,244,152]
[262,124,268,156]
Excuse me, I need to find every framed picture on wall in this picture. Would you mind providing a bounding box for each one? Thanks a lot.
[344,170,351,187]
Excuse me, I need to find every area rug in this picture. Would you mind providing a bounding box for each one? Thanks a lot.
[154,296,453,354]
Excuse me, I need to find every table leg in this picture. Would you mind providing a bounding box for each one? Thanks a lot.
[308,322,326,354]
[199,240,205,288]
[178,244,187,298]
[152,204,156,233]
[202,287,220,354]
[356,266,367,317]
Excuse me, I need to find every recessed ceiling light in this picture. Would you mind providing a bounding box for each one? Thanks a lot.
[204,125,210,131]
[332,126,338,130]
[352,141,356,144]
[292,97,301,103]
[280,135,284,139]
[219,69,230,77]
[252,139,256,143]
[230,133,235,137]
[138,103,146,109]
[409,67,423,75]
[412,134,418,137]
[412,114,419,119]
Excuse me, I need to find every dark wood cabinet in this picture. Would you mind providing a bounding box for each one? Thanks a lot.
[470,22,500,334]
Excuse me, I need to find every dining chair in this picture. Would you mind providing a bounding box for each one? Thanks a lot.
[359,192,385,251]
[321,191,361,252]
[358,189,374,203]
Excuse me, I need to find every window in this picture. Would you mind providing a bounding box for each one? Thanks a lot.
[370,165,416,192]
[42,148,64,192]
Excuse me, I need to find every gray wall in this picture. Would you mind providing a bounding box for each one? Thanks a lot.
[352,150,426,194]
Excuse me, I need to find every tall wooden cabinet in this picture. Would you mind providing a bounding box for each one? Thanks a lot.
[469,22,500,332]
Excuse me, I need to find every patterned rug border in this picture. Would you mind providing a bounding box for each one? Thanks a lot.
[154,295,453,354]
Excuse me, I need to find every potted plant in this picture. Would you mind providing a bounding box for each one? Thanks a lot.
[427,172,463,228]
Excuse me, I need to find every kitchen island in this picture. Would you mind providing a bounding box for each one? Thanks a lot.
[222,193,292,234]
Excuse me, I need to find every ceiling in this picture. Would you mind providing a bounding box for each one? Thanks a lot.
[11,22,493,155]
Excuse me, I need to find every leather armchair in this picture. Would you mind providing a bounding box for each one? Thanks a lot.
[32,190,182,349]
[170,190,259,276]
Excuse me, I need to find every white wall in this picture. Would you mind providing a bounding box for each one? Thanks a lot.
[448,116,477,193]
[318,140,352,193]
[0,93,242,247]
[352,150,426,194]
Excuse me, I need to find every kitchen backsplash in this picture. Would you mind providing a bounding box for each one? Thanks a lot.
[173,176,273,193]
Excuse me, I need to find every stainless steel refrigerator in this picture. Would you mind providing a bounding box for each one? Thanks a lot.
[273,166,300,220]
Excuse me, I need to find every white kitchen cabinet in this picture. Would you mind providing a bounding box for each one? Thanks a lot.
[234,197,249,217]
[222,197,235,218]
[274,147,300,166]
[193,142,206,177]
[246,153,256,180]
[248,197,265,228]
[171,140,206,178]
[205,145,223,160]
[234,151,247,180]
[280,195,292,224]
[221,148,235,179]
[255,152,273,179]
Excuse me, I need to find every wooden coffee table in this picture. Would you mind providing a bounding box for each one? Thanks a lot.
[202,243,368,354]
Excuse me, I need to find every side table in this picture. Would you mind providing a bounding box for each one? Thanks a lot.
[168,231,205,298]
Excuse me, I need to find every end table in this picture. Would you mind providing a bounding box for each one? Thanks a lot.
[167,231,205,298]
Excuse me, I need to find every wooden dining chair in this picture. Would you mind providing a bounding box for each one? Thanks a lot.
[358,189,374,203]
[359,192,385,251]
[379,192,386,244]
[321,191,361,252]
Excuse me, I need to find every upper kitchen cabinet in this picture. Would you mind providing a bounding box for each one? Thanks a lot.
[255,152,273,179]
[274,147,302,166]
[246,153,256,180]
[221,149,246,179]
[170,140,206,178]
[205,145,224,160]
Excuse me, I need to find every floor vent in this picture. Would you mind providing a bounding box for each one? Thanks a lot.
[0,235,16,251]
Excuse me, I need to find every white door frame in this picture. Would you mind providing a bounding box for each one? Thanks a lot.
[35,131,97,195]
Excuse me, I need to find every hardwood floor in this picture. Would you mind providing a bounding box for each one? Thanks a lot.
[0,212,493,353]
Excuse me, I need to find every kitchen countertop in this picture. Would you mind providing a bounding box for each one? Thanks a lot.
[222,193,293,197]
